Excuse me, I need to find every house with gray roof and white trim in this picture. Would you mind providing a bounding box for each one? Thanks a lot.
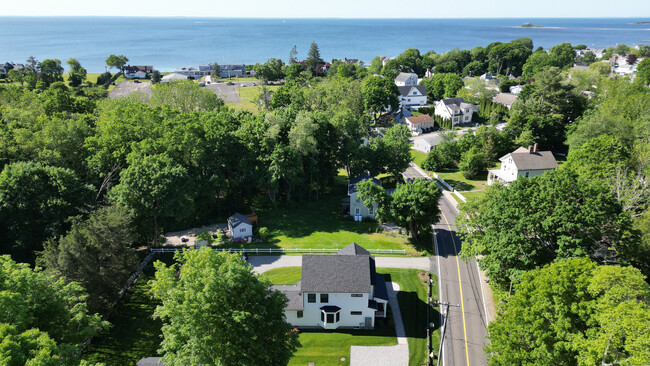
[227,213,253,241]
[274,243,389,329]
[487,144,558,185]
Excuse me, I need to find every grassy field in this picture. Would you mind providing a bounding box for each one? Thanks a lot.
[221,172,427,255]
[226,84,281,113]
[459,189,487,202]
[267,267,440,366]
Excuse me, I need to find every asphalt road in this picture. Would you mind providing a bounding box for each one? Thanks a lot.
[403,162,488,365]
[436,196,488,366]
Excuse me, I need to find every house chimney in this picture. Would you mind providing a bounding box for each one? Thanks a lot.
[533,143,538,153]
[528,145,533,153]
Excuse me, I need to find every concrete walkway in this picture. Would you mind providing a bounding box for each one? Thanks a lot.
[250,256,433,274]
[350,282,409,366]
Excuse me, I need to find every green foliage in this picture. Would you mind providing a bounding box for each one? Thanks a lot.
[258,226,270,240]
[0,255,107,349]
[95,71,112,86]
[149,80,224,113]
[0,162,93,262]
[369,56,383,74]
[66,58,87,87]
[39,59,65,88]
[0,323,68,366]
[109,153,193,246]
[487,258,650,366]
[359,178,441,240]
[456,77,498,104]
[521,43,576,80]
[419,73,464,101]
[38,205,138,314]
[150,70,161,84]
[362,76,399,116]
[210,62,221,78]
[105,54,128,74]
[458,146,487,179]
[458,168,636,289]
[253,58,285,82]
[507,67,586,151]
[485,41,532,77]
[636,58,650,86]
[566,135,631,180]
[150,249,300,365]
[422,146,454,171]
[510,37,533,51]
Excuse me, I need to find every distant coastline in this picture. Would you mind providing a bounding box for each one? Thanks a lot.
[629,21,650,25]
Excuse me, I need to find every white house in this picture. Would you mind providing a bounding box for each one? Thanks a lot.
[487,144,558,185]
[124,65,154,79]
[348,174,381,220]
[434,97,478,126]
[227,213,253,241]
[397,85,428,109]
[405,114,435,135]
[509,85,524,95]
[161,73,189,83]
[394,72,418,86]
[413,135,443,153]
[275,243,389,329]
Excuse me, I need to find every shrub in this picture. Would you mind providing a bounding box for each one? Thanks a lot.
[422,147,454,172]
[258,227,270,240]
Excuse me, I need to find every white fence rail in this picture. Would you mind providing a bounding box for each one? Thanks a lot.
[150,247,407,255]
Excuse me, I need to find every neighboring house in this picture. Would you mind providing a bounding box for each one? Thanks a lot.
[136,358,164,366]
[348,174,381,219]
[297,60,331,75]
[434,97,478,126]
[425,68,433,78]
[174,66,203,78]
[124,65,154,79]
[487,144,558,185]
[393,107,413,124]
[413,135,443,153]
[227,213,253,241]
[201,63,247,78]
[397,85,428,109]
[394,72,418,86]
[509,85,524,95]
[405,114,435,135]
[492,93,518,109]
[341,57,365,66]
[361,129,384,146]
[161,73,189,83]
[479,72,499,86]
[0,62,13,78]
[274,243,389,330]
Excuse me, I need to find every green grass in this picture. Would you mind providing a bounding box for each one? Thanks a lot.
[434,170,487,192]
[290,328,397,366]
[459,189,487,202]
[225,84,280,113]
[267,267,440,365]
[262,267,301,284]
[62,72,103,85]
[410,150,428,168]
[82,271,162,366]
[244,172,425,255]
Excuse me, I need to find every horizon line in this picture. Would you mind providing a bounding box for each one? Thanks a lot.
[0,15,648,19]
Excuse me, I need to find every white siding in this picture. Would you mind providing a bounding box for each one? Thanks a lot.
[230,223,253,240]
[349,192,378,219]
[289,292,378,329]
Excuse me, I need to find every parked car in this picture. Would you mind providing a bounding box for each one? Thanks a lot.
[180,236,189,243]
[252,82,257,86]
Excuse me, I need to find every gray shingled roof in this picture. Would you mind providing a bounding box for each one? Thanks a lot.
[373,273,388,300]
[136,358,164,366]
[338,243,370,256]
[440,97,476,116]
[504,150,559,170]
[395,72,417,83]
[398,85,427,97]
[301,254,373,293]
[348,174,381,195]
[273,284,304,310]
[228,213,251,229]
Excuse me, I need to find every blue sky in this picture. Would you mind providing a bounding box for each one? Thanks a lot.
[2,0,649,18]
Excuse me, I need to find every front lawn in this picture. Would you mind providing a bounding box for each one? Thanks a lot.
[410,149,428,168]
[262,266,301,284]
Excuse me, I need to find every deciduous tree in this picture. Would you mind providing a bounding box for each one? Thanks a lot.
[150,249,300,366]
[66,58,87,87]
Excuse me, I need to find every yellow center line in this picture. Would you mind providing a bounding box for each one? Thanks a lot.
[440,207,470,366]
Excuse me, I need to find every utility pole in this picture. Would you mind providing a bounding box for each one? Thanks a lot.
[432,301,460,366]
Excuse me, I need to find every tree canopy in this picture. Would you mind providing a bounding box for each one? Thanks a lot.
[487,258,650,366]
[150,249,300,366]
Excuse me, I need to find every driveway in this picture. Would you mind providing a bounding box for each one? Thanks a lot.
[350,282,409,366]
[249,256,434,274]
[109,81,152,99]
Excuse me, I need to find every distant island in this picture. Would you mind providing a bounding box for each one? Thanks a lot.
[629,21,650,25]
[515,23,560,29]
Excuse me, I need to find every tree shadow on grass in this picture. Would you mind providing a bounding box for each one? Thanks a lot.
[443,179,475,191]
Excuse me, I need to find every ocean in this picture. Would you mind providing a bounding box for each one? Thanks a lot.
[0,17,649,72]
